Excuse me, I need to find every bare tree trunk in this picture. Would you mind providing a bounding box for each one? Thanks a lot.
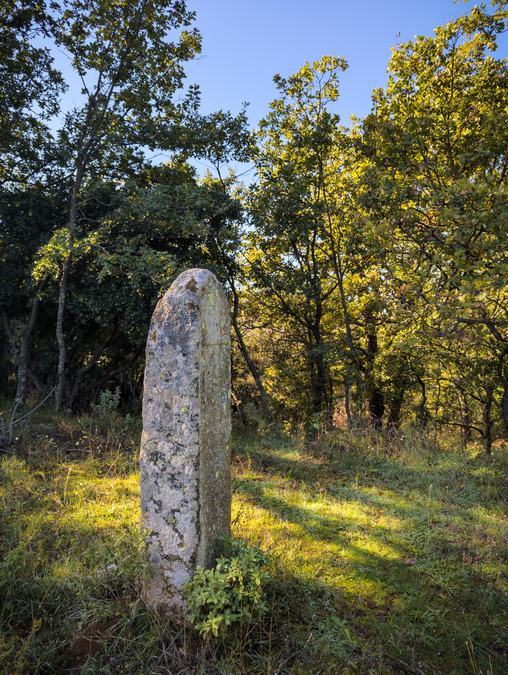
[15,292,40,406]
[483,385,494,456]
[230,281,273,427]
[55,169,82,411]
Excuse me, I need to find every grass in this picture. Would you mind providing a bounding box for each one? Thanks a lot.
[0,412,507,673]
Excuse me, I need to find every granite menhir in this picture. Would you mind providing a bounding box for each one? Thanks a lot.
[140,268,231,611]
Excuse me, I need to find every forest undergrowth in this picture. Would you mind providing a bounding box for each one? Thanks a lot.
[0,410,506,674]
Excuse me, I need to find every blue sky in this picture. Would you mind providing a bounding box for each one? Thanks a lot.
[186,1,493,124]
[182,0,505,174]
[53,1,506,175]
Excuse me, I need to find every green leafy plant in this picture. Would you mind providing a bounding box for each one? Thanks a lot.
[94,387,121,418]
[184,540,270,638]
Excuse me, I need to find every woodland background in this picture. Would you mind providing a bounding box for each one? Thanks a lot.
[1,0,507,449]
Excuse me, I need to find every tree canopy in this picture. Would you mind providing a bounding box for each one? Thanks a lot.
[0,0,506,453]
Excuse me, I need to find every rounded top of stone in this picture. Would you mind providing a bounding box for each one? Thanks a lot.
[170,268,222,296]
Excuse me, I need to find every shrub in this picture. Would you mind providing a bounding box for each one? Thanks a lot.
[184,540,270,638]
[94,387,121,418]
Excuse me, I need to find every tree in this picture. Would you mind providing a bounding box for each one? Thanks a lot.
[29,159,248,409]
[247,57,352,432]
[0,1,65,409]
[0,0,63,186]
[359,2,507,450]
[0,184,66,406]
[50,0,201,409]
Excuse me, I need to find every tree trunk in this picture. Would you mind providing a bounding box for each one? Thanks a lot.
[1,288,41,407]
[230,282,273,426]
[325,366,334,429]
[460,393,472,448]
[15,292,40,407]
[501,373,508,438]
[306,343,324,439]
[55,249,72,411]
[1,310,17,379]
[313,346,328,420]
[369,387,385,430]
[483,385,494,456]
[308,312,332,433]
[344,376,352,429]
[317,154,361,389]
[308,346,322,417]
[336,269,362,389]
[28,368,44,394]
[68,328,118,411]
[365,307,384,430]
[387,388,405,430]
[417,376,429,429]
[55,169,83,411]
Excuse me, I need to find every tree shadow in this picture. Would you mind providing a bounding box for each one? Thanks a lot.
[231,440,507,672]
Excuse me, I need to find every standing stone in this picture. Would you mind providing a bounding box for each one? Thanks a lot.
[140,268,231,611]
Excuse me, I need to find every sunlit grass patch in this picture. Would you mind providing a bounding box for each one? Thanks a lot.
[1,424,507,673]
[232,434,508,672]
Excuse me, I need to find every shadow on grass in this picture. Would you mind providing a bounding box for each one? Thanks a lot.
[234,439,507,515]
[232,438,507,673]
[1,439,506,674]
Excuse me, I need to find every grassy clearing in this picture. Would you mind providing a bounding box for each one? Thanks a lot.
[0,414,507,673]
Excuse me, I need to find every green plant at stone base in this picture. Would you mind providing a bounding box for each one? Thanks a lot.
[184,539,270,638]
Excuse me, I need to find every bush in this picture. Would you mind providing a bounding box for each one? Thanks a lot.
[184,540,270,638]
[94,387,121,418]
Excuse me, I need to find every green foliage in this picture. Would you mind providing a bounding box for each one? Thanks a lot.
[93,387,121,418]
[0,0,506,439]
[54,0,201,173]
[238,4,507,444]
[248,56,349,429]
[0,0,64,185]
[184,540,270,637]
